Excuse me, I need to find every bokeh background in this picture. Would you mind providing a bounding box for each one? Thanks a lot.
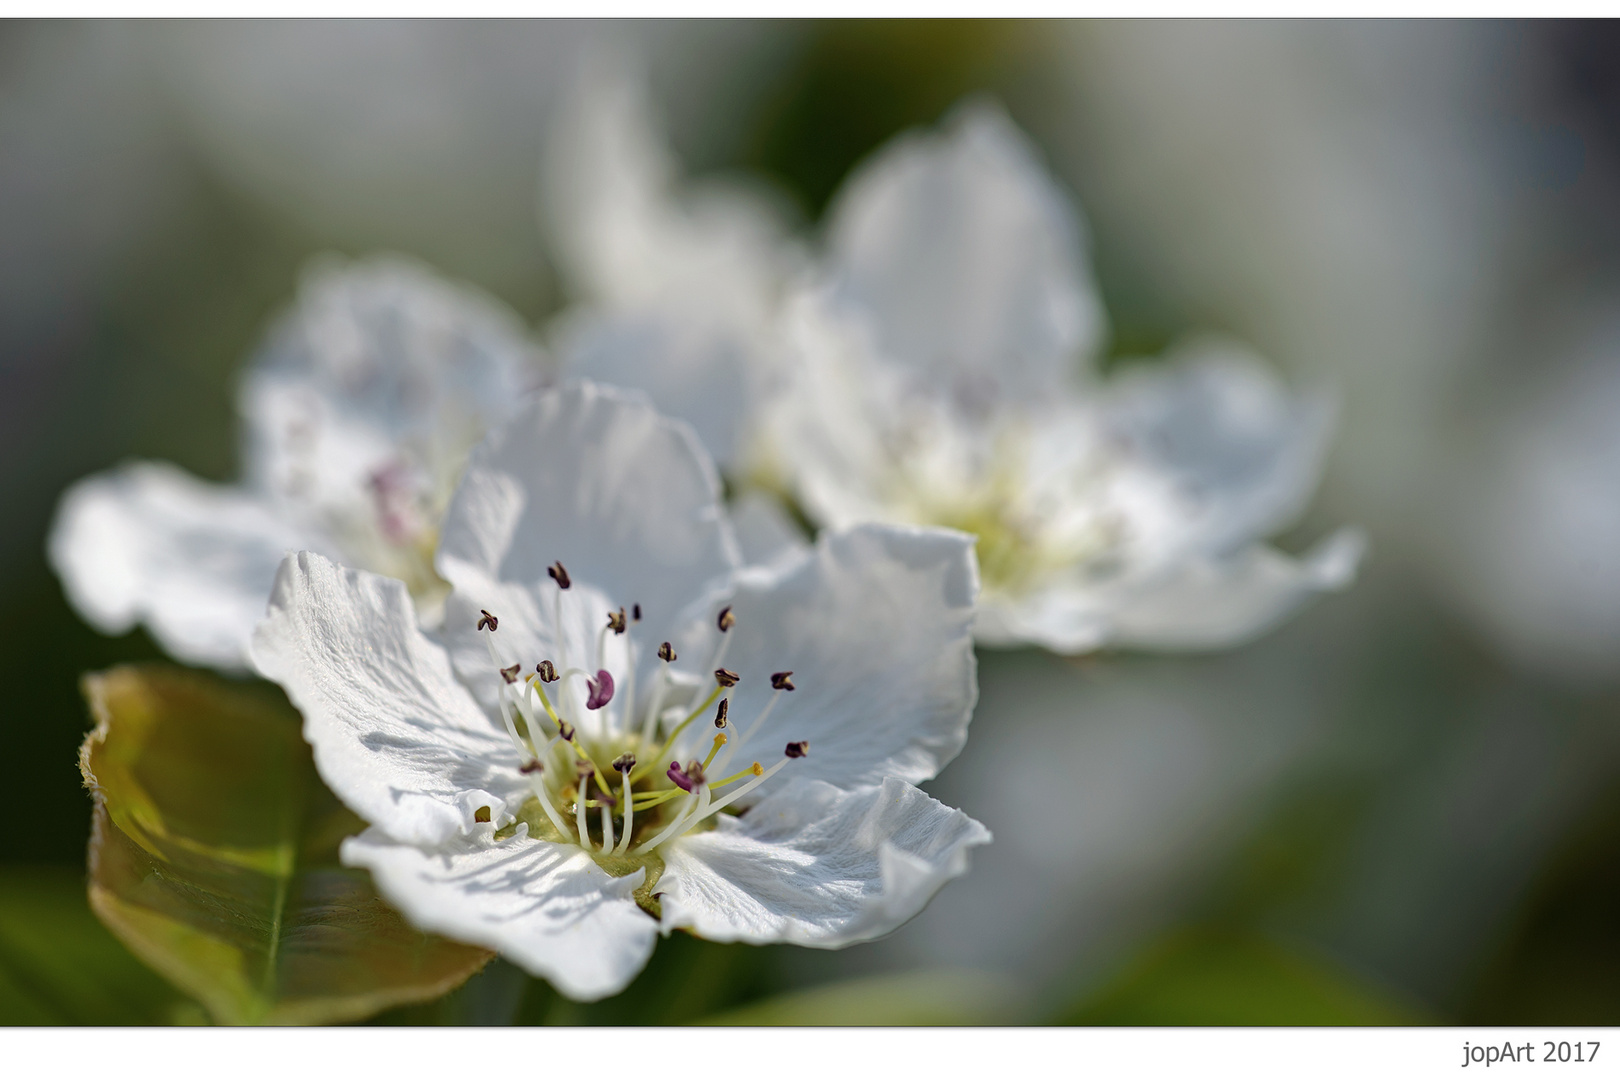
[4,19,1620,1024]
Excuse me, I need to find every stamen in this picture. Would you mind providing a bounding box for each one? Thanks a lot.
[632,682,725,783]
[661,754,798,843]
[536,660,558,683]
[558,719,576,743]
[770,671,796,692]
[520,759,543,774]
[585,669,615,711]
[520,734,574,840]
[477,609,498,632]
[703,732,727,770]
[785,740,810,758]
[500,663,522,684]
[635,789,701,853]
[548,562,571,589]
[714,668,740,688]
[657,641,676,662]
[714,698,729,728]
[632,603,642,622]
[485,627,534,757]
[613,759,635,856]
[600,800,614,853]
[717,605,735,632]
[607,607,626,634]
[574,761,598,845]
[668,760,703,792]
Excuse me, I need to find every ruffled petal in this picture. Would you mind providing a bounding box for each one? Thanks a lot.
[249,551,524,848]
[342,828,658,1002]
[659,776,991,947]
[822,99,1106,400]
[436,381,740,707]
[239,254,541,577]
[47,461,310,670]
[673,524,978,798]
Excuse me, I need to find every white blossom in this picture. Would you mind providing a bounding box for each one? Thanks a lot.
[249,381,989,1001]
[540,64,802,482]
[774,102,1362,653]
[47,254,541,668]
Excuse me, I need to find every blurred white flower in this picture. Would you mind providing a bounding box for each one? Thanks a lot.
[48,255,541,669]
[775,102,1362,653]
[540,63,804,480]
[250,382,989,1001]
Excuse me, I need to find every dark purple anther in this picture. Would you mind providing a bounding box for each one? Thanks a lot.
[585,669,615,710]
[784,740,809,759]
[477,610,498,632]
[632,603,642,622]
[770,671,795,691]
[668,761,696,792]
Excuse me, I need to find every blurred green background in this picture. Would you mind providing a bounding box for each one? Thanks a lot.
[4,20,1620,1024]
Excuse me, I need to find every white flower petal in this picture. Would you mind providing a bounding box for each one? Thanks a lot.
[250,551,524,848]
[678,524,978,797]
[1103,339,1335,556]
[823,99,1106,399]
[436,381,740,700]
[977,529,1366,654]
[729,490,811,572]
[659,776,991,947]
[543,64,797,324]
[47,461,309,670]
[239,254,540,558]
[342,828,658,1002]
[1106,529,1366,650]
[552,308,753,473]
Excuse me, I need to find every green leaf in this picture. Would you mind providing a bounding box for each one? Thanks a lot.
[78,664,494,1025]
[0,866,203,1025]
[1055,925,1426,1026]
[694,970,1029,1026]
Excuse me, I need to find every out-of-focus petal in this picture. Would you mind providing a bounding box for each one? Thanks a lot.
[551,308,753,473]
[240,254,541,539]
[1103,339,1336,556]
[48,461,309,670]
[979,529,1365,653]
[822,100,1106,401]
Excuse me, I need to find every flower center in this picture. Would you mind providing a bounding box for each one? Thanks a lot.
[884,419,1126,597]
[476,573,807,912]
